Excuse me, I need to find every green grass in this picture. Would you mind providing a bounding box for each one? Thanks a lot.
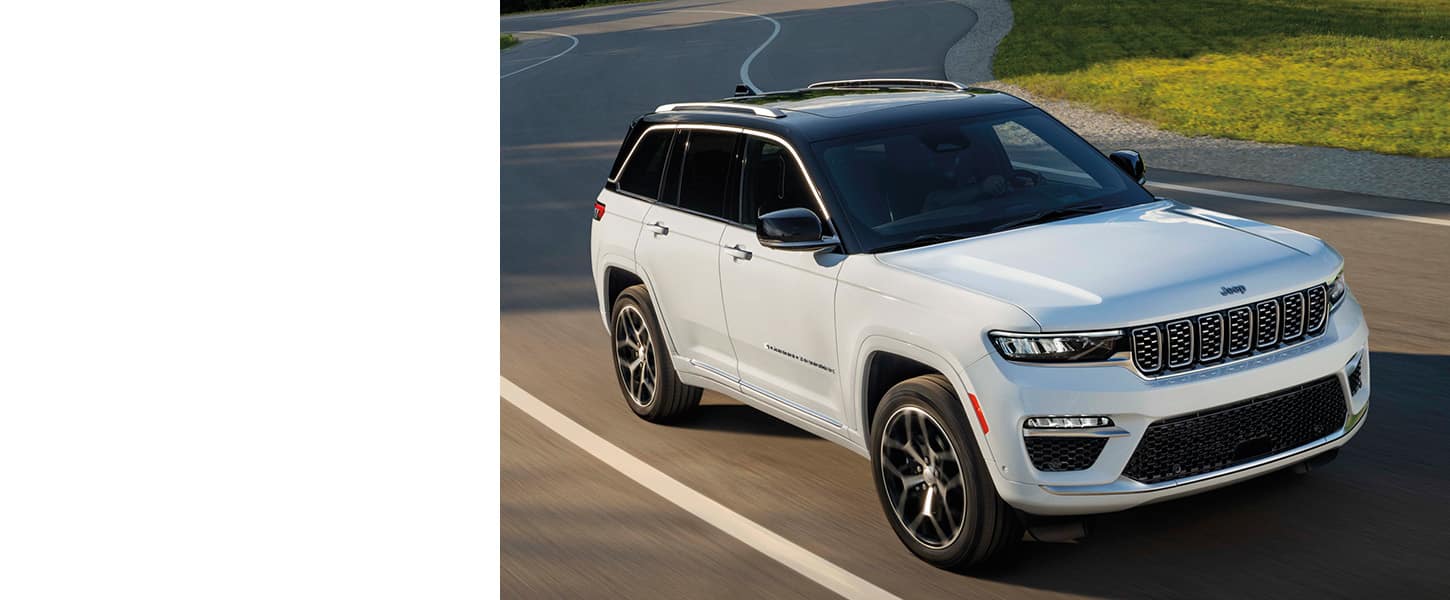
[501,33,519,50]
[995,0,1450,158]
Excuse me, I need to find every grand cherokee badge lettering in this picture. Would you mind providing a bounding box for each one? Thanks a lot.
[766,343,835,374]
[1220,285,1247,296]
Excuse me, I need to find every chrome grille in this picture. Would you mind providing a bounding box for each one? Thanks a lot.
[1131,327,1163,373]
[1281,292,1305,340]
[1198,314,1224,362]
[1305,286,1328,333]
[1254,299,1280,348]
[1166,320,1194,368]
[1129,284,1329,377]
[1227,307,1254,355]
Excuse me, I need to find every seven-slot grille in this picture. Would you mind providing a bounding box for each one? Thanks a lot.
[1131,284,1329,376]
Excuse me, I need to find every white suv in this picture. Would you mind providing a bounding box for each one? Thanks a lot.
[589,79,1370,570]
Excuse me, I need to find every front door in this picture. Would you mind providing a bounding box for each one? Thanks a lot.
[718,135,845,426]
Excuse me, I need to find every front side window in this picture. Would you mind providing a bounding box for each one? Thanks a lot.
[814,108,1154,253]
[739,138,823,228]
[667,130,739,220]
[617,130,674,200]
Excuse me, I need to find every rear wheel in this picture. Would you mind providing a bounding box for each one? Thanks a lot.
[611,285,700,422]
[870,374,1021,570]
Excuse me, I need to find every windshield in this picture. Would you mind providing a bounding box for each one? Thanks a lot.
[812,108,1155,253]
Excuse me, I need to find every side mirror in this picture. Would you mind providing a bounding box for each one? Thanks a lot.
[757,208,836,251]
[1109,150,1146,184]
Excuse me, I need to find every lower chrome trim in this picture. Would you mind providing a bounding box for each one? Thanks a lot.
[740,381,844,428]
[1040,404,1367,496]
[690,359,736,382]
[1022,426,1130,438]
[687,358,843,429]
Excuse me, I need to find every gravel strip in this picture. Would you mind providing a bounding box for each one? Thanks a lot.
[943,1,1450,205]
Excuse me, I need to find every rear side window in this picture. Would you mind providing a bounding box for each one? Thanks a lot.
[669,130,739,220]
[617,130,673,199]
[739,137,820,227]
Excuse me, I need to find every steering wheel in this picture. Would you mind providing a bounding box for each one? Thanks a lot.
[1007,169,1043,190]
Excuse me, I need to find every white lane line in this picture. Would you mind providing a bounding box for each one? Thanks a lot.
[1014,161,1450,227]
[501,31,579,79]
[1147,182,1450,228]
[501,377,901,600]
[672,10,781,91]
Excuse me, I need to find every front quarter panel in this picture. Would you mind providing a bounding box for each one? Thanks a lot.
[835,255,1040,460]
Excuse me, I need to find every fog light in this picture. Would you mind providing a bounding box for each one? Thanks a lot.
[1025,416,1113,429]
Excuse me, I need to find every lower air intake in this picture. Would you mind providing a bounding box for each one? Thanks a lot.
[1122,376,1347,484]
[1026,437,1107,472]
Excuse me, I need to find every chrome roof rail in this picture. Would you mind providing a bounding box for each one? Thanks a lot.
[807,78,967,91]
[654,102,785,118]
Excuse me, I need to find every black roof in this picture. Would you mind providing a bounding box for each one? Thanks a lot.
[642,86,1034,143]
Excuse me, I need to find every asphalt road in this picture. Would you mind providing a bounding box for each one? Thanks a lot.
[501,2,1450,597]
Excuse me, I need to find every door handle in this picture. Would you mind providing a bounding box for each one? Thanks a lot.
[723,244,752,261]
[645,222,669,236]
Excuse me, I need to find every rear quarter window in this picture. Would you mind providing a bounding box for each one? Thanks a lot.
[617,130,674,200]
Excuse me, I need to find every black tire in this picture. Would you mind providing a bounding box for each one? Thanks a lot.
[610,285,701,422]
[869,374,1022,571]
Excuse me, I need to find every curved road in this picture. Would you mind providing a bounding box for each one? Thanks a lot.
[501,2,1450,597]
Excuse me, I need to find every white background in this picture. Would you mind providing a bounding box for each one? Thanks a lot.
[0,1,496,597]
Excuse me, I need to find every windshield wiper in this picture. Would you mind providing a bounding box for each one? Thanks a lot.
[990,203,1106,233]
[872,233,976,253]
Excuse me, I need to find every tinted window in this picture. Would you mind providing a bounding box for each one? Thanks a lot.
[814,108,1153,252]
[739,138,821,228]
[617,130,673,199]
[670,131,738,219]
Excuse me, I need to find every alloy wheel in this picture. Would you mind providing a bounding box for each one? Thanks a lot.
[879,406,968,549]
[613,304,657,407]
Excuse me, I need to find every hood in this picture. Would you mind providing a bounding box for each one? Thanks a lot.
[875,201,1342,331]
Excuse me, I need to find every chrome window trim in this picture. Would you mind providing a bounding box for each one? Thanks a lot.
[612,123,838,234]
[608,127,680,187]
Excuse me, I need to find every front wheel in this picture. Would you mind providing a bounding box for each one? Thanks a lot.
[870,374,1021,570]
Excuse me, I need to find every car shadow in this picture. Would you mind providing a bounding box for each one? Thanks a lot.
[664,398,817,439]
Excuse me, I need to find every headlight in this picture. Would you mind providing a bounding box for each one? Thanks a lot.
[1327,271,1347,307]
[989,331,1124,363]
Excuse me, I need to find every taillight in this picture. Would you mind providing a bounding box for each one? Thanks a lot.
[593,201,606,221]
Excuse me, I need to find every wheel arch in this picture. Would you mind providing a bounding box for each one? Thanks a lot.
[598,260,681,362]
[603,265,644,310]
[595,255,641,329]
[853,336,998,467]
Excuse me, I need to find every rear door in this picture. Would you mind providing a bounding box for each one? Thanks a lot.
[635,128,743,379]
[717,134,846,427]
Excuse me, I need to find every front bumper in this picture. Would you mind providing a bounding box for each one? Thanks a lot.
[965,294,1371,516]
